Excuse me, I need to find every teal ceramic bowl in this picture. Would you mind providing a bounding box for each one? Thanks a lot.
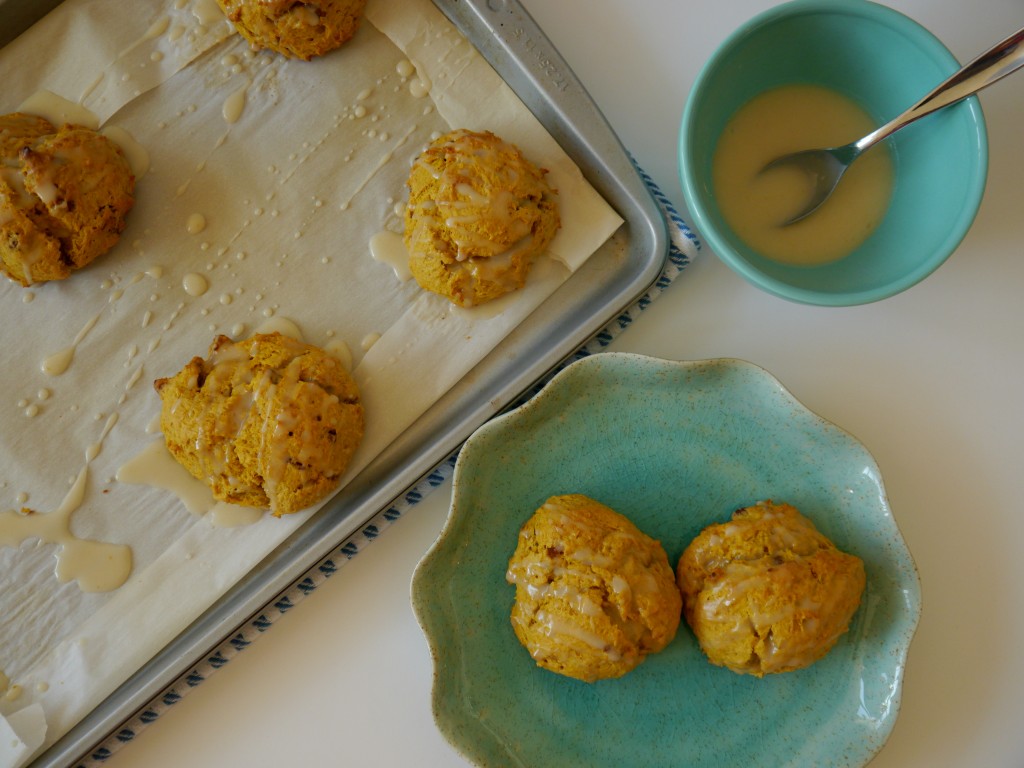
[412,353,921,767]
[679,0,988,305]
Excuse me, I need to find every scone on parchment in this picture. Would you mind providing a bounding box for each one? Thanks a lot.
[0,114,135,287]
[154,332,364,516]
[0,112,52,157]
[677,500,866,677]
[506,494,681,682]
[216,0,367,60]
[404,128,560,307]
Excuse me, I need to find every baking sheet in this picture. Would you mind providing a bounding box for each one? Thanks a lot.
[0,0,669,765]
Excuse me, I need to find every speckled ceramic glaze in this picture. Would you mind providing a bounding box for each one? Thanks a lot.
[411,353,921,768]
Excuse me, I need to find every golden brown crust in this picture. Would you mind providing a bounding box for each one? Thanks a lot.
[404,129,560,307]
[506,494,681,682]
[0,113,54,157]
[216,0,366,60]
[154,332,364,516]
[0,117,135,287]
[677,500,865,676]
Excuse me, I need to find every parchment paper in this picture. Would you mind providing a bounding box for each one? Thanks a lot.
[0,0,622,763]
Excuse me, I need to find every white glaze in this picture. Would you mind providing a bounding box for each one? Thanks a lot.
[369,230,412,282]
[182,272,209,297]
[18,90,100,130]
[101,125,151,178]
[0,466,132,593]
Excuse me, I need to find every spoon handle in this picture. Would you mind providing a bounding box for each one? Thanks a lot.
[854,25,1024,153]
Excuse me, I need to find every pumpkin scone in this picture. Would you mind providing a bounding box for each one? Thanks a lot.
[677,500,866,677]
[0,116,135,287]
[215,0,367,60]
[404,128,560,307]
[506,494,681,682]
[0,112,53,157]
[154,332,364,516]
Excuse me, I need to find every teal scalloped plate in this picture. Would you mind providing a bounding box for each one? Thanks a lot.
[411,353,921,768]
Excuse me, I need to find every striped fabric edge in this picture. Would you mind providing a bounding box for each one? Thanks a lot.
[78,169,701,766]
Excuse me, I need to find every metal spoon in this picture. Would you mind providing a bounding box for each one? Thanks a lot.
[764,25,1024,225]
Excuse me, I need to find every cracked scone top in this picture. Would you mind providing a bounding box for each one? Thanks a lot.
[154,332,364,516]
[404,128,560,307]
[677,500,866,677]
[506,494,681,682]
[216,0,367,60]
[0,114,135,286]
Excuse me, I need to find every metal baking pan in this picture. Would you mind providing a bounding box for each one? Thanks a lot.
[6,0,669,764]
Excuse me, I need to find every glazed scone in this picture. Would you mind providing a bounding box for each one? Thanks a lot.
[677,500,866,677]
[506,494,681,682]
[0,117,135,287]
[404,128,560,307]
[154,332,364,516]
[216,0,366,60]
[0,112,53,157]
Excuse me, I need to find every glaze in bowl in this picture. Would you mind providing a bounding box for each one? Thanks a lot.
[679,0,988,305]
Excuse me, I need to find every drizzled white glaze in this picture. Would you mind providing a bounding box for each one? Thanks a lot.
[186,213,207,234]
[182,272,209,297]
[254,316,303,340]
[369,231,412,282]
[325,339,354,371]
[535,610,611,654]
[100,125,150,178]
[41,311,103,376]
[117,439,261,527]
[192,0,224,27]
[0,462,131,592]
[222,83,248,125]
[17,91,100,130]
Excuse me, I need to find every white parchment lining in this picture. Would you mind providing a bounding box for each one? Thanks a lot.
[0,0,622,764]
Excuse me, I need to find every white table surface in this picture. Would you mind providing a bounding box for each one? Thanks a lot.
[110,1,1024,766]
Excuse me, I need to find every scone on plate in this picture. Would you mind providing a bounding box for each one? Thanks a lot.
[506,494,681,682]
[154,332,364,516]
[0,115,135,287]
[404,128,560,307]
[216,0,367,60]
[677,500,866,677]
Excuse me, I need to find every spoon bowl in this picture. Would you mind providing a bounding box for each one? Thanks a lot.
[766,25,1024,225]
[761,143,860,224]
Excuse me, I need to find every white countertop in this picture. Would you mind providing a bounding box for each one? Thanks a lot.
[110,1,1024,766]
